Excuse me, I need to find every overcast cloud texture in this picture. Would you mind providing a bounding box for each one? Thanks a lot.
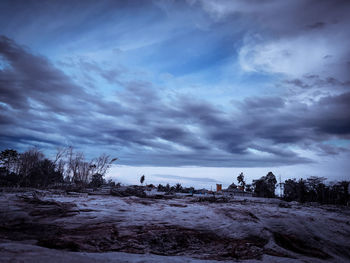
[1,0,350,182]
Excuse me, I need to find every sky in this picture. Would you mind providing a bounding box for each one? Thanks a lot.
[1,0,350,187]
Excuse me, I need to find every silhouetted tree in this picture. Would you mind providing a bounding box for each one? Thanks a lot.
[28,159,63,187]
[0,147,118,188]
[89,154,118,177]
[0,149,19,174]
[334,181,349,205]
[140,175,145,185]
[283,177,349,205]
[305,176,326,202]
[63,147,117,185]
[253,172,277,198]
[175,183,183,192]
[157,184,165,191]
[165,183,171,192]
[0,149,20,186]
[283,179,298,201]
[237,172,246,190]
[18,148,44,186]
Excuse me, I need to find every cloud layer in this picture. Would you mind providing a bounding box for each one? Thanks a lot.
[0,0,350,169]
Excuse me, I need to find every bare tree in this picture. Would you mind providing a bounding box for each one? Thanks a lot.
[90,154,118,177]
[66,149,86,183]
[62,147,118,185]
[56,159,65,176]
[51,147,68,177]
[77,160,90,183]
[53,147,68,165]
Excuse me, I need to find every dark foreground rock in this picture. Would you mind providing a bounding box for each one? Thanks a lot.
[0,190,350,262]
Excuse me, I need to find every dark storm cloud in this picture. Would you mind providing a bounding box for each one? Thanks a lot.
[175,97,228,128]
[315,143,348,156]
[0,36,93,115]
[0,36,107,146]
[285,76,350,90]
[239,94,350,155]
[307,92,350,135]
[1,35,349,166]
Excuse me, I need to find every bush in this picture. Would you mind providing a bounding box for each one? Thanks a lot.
[89,173,104,188]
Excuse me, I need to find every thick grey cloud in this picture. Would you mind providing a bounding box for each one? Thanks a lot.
[1,24,349,167]
[0,36,94,115]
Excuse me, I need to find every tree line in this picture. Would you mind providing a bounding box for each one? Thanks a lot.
[0,148,117,188]
[1,148,348,205]
[283,176,349,205]
[230,172,349,205]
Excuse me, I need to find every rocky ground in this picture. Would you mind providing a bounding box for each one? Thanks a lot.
[0,189,349,262]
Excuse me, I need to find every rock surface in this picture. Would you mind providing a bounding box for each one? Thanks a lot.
[0,190,350,262]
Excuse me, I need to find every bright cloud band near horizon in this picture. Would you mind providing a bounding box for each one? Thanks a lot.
[0,0,350,182]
